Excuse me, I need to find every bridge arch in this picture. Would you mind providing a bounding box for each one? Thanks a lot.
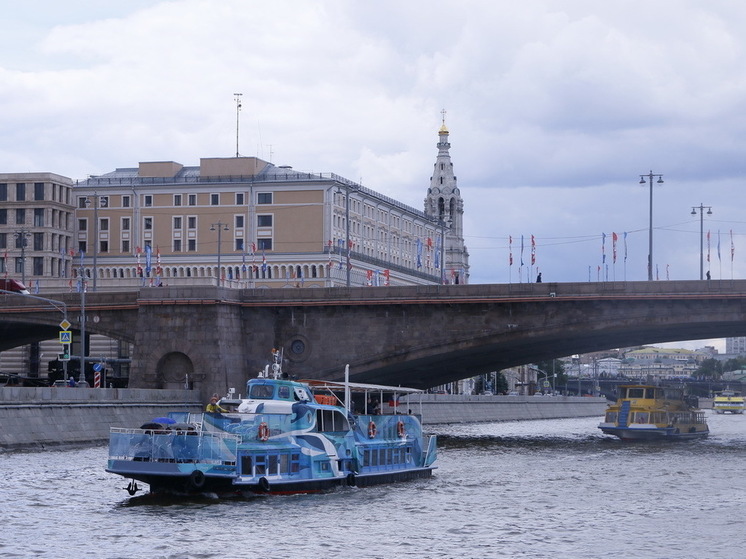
[156,351,195,390]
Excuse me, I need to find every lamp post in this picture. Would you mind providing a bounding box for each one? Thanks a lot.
[210,221,229,286]
[77,263,89,386]
[14,229,31,285]
[438,217,451,284]
[639,171,664,280]
[345,186,351,287]
[85,193,99,292]
[691,204,712,280]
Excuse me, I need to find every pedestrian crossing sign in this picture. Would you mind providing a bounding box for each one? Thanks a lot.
[59,330,72,344]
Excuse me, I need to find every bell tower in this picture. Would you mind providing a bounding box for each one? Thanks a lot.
[424,110,469,284]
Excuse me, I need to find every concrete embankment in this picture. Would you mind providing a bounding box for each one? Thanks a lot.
[0,388,609,450]
[408,393,609,425]
[0,387,202,450]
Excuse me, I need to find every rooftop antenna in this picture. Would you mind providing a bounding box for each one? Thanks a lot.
[234,92,243,157]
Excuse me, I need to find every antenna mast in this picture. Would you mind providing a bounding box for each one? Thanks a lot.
[234,92,243,157]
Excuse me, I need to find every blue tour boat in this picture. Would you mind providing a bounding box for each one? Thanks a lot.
[107,351,437,496]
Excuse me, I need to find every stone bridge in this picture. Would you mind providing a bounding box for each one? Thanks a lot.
[2,280,746,398]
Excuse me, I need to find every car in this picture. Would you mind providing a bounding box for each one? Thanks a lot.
[0,278,30,294]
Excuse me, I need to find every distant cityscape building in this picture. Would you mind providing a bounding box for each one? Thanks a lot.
[726,337,746,355]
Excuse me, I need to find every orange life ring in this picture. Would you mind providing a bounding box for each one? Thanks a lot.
[397,420,405,438]
[368,421,377,439]
[258,422,270,442]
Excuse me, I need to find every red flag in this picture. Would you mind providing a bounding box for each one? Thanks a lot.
[612,232,618,264]
[530,235,536,266]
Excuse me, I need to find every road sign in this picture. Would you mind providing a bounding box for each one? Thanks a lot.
[59,330,72,344]
[59,319,71,330]
[543,380,550,388]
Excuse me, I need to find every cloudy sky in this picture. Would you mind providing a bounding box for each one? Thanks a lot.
[4,1,746,349]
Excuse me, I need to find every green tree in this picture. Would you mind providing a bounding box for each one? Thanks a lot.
[696,358,723,379]
[533,359,567,390]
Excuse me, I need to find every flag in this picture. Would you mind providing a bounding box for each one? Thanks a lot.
[383,269,390,286]
[338,239,344,269]
[717,230,721,262]
[509,235,513,266]
[241,241,247,272]
[434,236,441,269]
[601,233,606,264]
[145,244,152,275]
[707,231,711,262]
[531,235,536,266]
[612,232,618,264]
[366,269,373,286]
[261,251,267,272]
[416,238,423,268]
[731,230,735,262]
[520,235,524,266]
[623,232,628,262]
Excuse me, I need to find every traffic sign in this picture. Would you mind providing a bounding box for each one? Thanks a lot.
[59,330,72,344]
[59,319,71,330]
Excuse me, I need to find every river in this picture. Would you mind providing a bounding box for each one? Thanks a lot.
[2,411,745,559]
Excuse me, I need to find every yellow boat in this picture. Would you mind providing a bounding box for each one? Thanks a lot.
[598,384,709,440]
[713,389,745,414]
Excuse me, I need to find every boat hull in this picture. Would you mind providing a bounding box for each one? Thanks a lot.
[107,460,434,496]
[598,424,709,441]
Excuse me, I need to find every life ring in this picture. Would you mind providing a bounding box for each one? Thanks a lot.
[397,420,405,438]
[258,476,270,492]
[258,422,270,442]
[368,421,377,439]
[189,469,206,489]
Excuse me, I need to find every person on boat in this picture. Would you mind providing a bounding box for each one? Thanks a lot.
[205,395,228,413]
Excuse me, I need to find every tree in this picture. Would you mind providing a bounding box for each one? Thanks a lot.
[695,358,722,379]
[533,359,567,389]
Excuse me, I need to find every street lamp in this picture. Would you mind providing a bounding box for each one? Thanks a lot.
[691,204,712,280]
[85,193,99,292]
[639,171,664,281]
[210,221,230,286]
[438,217,452,284]
[14,229,31,285]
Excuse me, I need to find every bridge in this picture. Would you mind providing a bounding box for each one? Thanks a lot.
[1,280,745,398]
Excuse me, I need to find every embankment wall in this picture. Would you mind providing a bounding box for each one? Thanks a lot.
[0,389,610,449]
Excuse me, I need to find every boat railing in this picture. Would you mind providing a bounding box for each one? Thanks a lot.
[109,427,240,464]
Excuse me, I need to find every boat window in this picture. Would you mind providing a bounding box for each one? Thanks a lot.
[316,410,350,432]
[249,384,275,399]
[277,386,291,399]
[634,412,649,424]
[294,387,311,402]
[605,411,618,423]
[627,388,645,399]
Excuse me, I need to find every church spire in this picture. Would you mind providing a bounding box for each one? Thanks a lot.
[424,110,469,283]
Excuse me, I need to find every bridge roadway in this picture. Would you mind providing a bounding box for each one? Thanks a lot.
[1,280,745,397]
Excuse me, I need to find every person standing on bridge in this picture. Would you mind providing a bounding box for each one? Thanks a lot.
[536,272,542,283]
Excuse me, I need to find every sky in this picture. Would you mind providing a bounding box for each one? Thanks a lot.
[4,0,746,351]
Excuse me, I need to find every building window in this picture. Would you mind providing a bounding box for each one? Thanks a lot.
[144,195,153,207]
[78,241,87,254]
[188,194,197,206]
[78,219,87,231]
[0,233,5,249]
[236,193,244,205]
[122,195,130,208]
[78,197,87,209]
[173,216,182,229]
[174,194,182,206]
[235,238,244,251]
[15,209,25,225]
[33,257,43,276]
[99,196,109,208]
[0,184,6,201]
[144,217,153,230]
[187,239,196,251]
[32,209,44,227]
[0,209,6,225]
[257,192,272,204]
[210,193,219,205]
[235,215,244,228]
[173,239,182,252]
[15,183,25,201]
[100,218,109,231]
[32,233,43,251]
[188,216,197,229]
[257,238,272,251]
[122,217,130,231]
[257,215,273,227]
[99,240,109,253]
[34,182,44,201]
[122,240,130,253]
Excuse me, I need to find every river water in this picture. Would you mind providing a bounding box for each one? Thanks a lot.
[2,411,745,559]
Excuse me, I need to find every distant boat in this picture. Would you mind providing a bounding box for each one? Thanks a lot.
[106,350,437,496]
[598,384,709,440]
[713,388,745,414]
